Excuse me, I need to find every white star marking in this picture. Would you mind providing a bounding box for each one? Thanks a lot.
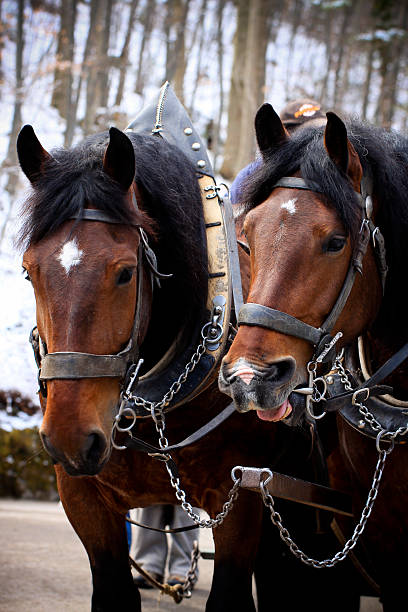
[58,239,83,274]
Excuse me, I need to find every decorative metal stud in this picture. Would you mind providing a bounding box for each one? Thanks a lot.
[358,420,366,429]
[326,375,334,385]
[197,160,206,168]
[184,127,193,135]
[192,142,200,151]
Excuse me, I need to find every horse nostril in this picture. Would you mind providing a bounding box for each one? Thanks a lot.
[267,357,296,384]
[82,432,107,464]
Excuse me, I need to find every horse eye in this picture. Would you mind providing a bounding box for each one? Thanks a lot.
[237,239,250,256]
[22,267,31,282]
[325,235,347,253]
[117,267,134,286]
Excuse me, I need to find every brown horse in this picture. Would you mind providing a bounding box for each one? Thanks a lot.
[16,121,363,611]
[220,103,408,610]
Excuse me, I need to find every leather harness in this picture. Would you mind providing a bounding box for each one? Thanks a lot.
[237,175,408,441]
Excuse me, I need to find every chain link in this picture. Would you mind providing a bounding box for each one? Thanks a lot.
[180,540,200,598]
[334,355,408,443]
[167,468,242,528]
[261,350,408,568]
[260,449,388,568]
[112,308,242,530]
[132,339,208,413]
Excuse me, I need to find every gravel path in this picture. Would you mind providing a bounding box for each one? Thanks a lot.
[0,499,382,611]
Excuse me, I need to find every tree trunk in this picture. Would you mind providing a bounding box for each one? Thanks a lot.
[97,0,114,108]
[188,0,208,114]
[0,0,5,98]
[51,0,77,119]
[377,4,408,128]
[361,39,375,120]
[333,3,352,109]
[4,0,24,196]
[134,0,155,95]
[219,0,248,180]
[114,0,139,107]
[0,0,24,249]
[83,0,110,134]
[213,0,226,172]
[164,0,189,102]
[319,9,333,105]
[284,0,303,101]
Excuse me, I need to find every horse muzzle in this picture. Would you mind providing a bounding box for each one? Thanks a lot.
[219,356,303,422]
[40,428,111,476]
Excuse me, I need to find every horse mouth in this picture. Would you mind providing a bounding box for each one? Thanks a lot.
[255,398,293,422]
[219,359,309,425]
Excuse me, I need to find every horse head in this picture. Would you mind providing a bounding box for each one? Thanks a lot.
[220,104,385,424]
[18,126,152,476]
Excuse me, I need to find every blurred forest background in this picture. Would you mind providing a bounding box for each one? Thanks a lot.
[0,0,407,498]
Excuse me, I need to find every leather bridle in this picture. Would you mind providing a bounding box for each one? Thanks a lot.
[30,193,168,396]
[237,175,388,364]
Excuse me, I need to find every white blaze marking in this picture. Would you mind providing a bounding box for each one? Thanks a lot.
[58,239,83,273]
[281,198,297,215]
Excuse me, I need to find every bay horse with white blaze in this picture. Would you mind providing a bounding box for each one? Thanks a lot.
[220,103,408,609]
[16,118,361,611]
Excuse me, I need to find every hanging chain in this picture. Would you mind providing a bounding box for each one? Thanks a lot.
[259,447,390,568]
[112,306,242,528]
[180,540,201,598]
[254,347,408,568]
[111,306,223,449]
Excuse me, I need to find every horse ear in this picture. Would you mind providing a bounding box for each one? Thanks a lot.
[17,125,52,184]
[255,103,289,157]
[103,127,135,191]
[324,112,362,189]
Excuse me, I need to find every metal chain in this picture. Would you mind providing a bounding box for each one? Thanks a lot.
[167,467,242,528]
[112,307,242,529]
[260,448,389,568]
[111,308,222,448]
[132,339,208,413]
[334,356,408,443]
[180,540,200,598]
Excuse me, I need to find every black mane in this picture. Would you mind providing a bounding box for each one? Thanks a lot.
[18,131,208,362]
[240,120,408,346]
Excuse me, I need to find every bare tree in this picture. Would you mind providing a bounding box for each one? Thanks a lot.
[164,0,189,102]
[3,0,24,196]
[219,0,248,180]
[0,0,5,96]
[188,0,208,113]
[213,0,226,172]
[220,0,271,179]
[134,0,156,95]
[51,0,77,119]
[114,0,140,106]
[83,0,111,134]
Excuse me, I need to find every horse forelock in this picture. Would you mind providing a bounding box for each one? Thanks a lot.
[17,132,147,250]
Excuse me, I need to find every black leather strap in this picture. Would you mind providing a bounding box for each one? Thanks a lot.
[325,342,408,411]
[273,177,323,194]
[124,402,235,453]
[238,303,323,345]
